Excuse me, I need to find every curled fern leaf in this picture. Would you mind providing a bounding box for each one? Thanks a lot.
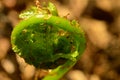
[11,2,86,80]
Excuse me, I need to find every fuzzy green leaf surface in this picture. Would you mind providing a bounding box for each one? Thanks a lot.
[11,2,86,80]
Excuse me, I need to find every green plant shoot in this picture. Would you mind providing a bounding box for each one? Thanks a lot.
[11,2,86,80]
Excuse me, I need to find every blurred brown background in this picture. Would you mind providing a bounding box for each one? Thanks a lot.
[0,0,120,80]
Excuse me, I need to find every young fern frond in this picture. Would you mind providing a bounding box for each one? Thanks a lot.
[11,2,86,80]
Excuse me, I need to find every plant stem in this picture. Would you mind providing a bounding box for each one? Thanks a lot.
[42,60,76,80]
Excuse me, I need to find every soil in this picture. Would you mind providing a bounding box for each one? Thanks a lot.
[0,0,120,80]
